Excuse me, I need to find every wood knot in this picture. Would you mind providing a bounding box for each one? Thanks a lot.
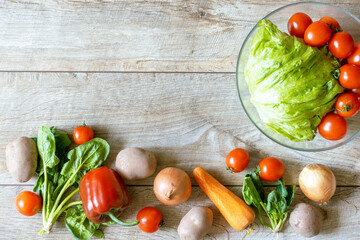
[198,8,206,18]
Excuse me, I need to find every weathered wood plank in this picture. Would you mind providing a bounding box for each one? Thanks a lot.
[0,0,359,71]
[0,185,358,239]
[0,72,359,186]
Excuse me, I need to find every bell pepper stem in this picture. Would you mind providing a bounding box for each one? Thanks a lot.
[107,212,139,226]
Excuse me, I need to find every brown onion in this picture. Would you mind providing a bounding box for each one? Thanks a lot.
[299,164,336,204]
[153,167,192,206]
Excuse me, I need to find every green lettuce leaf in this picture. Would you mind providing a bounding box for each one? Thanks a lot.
[245,19,344,141]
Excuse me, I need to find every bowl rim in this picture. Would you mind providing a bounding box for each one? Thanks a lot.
[235,1,360,152]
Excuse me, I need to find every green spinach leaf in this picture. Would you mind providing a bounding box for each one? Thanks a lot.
[50,127,71,189]
[286,185,296,206]
[276,178,288,199]
[65,206,103,240]
[53,138,110,198]
[51,127,71,151]
[37,126,59,168]
[249,167,266,202]
[266,190,287,214]
[241,168,296,233]
[242,174,263,208]
[93,230,105,238]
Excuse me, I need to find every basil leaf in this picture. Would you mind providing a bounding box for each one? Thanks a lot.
[65,206,102,240]
[53,138,109,196]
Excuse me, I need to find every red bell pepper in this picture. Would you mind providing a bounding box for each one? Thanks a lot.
[79,166,138,226]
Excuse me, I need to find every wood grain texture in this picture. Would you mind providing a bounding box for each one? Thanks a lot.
[0,0,359,72]
[0,185,359,240]
[0,72,359,186]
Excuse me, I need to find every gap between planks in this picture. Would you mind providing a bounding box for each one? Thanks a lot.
[0,70,236,74]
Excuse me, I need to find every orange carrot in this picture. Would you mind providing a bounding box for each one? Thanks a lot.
[193,167,255,231]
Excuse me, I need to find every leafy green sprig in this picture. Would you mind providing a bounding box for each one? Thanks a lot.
[242,166,295,232]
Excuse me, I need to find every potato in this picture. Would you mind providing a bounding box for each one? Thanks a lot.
[115,147,157,181]
[290,203,323,238]
[6,137,38,182]
[177,206,213,240]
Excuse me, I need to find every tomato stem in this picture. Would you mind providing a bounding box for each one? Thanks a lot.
[159,219,165,227]
[226,167,235,173]
[332,69,340,79]
[82,121,86,127]
[337,104,353,112]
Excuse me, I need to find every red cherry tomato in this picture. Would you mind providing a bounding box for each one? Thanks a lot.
[15,191,42,216]
[319,16,341,33]
[339,64,360,89]
[225,148,250,173]
[137,207,163,233]
[335,92,360,117]
[318,113,347,141]
[304,21,332,47]
[328,32,354,59]
[347,41,360,67]
[287,12,312,38]
[258,157,285,181]
[73,122,94,145]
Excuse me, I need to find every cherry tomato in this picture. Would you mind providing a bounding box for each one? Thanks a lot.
[287,12,312,38]
[339,64,360,89]
[319,16,341,34]
[73,122,94,145]
[304,21,332,47]
[347,41,360,67]
[258,157,285,181]
[328,32,354,59]
[318,113,347,141]
[15,191,42,216]
[137,207,163,233]
[335,92,360,117]
[225,148,250,173]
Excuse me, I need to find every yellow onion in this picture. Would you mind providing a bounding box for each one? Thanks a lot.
[299,164,336,204]
[153,167,192,206]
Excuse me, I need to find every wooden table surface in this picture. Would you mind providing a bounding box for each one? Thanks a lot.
[1,0,359,239]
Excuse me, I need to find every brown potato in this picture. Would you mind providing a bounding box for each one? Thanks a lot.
[177,206,213,240]
[290,203,323,238]
[6,137,38,182]
[115,147,157,181]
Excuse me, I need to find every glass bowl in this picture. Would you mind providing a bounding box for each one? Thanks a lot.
[236,2,360,151]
